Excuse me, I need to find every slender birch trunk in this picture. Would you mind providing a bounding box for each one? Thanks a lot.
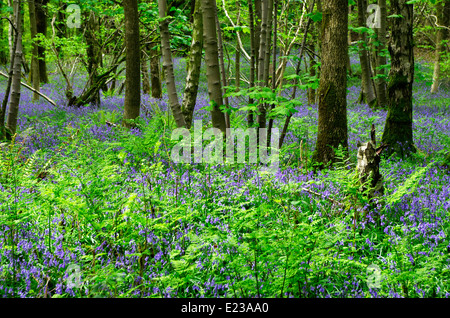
[201,0,226,133]
[158,0,186,128]
[6,0,22,137]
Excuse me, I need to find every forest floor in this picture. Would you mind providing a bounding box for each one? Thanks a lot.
[0,55,449,298]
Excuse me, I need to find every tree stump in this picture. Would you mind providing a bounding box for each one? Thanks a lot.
[357,140,384,200]
[356,124,387,207]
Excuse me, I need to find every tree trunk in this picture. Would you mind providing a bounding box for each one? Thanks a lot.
[8,0,14,62]
[430,0,449,93]
[85,11,102,107]
[181,0,203,129]
[374,0,387,107]
[158,0,186,127]
[256,0,271,129]
[6,0,22,137]
[235,0,241,91]
[312,0,348,168]
[28,0,40,101]
[247,0,256,127]
[149,41,162,99]
[381,0,415,157]
[35,0,49,83]
[263,0,274,87]
[214,0,230,129]
[357,0,376,107]
[201,0,226,133]
[141,49,151,95]
[123,0,141,127]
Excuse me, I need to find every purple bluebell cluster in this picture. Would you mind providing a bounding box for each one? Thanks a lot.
[0,56,449,298]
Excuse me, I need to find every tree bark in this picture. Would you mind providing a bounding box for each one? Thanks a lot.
[374,0,387,107]
[312,0,348,168]
[247,0,256,127]
[201,0,226,133]
[181,0,203,129]
[85,11,102,107]
[141,49,151,95]
[235,0,241,91]
[158,0,186,128]
[357,0,376,107]
[35,0,49,83]
[214,0,230,129]
[430,0,449,93]
[6,0,22,137]
[28,0,40,101]
[123,0,141,127]
[149,41,163,99]
[256,0,271,129]
[381,0,415,157]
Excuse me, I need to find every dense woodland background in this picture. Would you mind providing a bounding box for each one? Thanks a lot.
[0,0,449,298]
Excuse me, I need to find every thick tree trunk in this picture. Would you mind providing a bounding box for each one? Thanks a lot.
[312,0,348,168]
[430,0,449,93]
[123,0,141,127]
[158,0,186,127]
[6,0,22,137]
[181,0,203,129]
[357,0,376,107]
[374,0,387,107]
[28,0,40,101]
[201,0,226,133]
[35,0,49,83]
[381,0,415,157]
[149,41,162,99]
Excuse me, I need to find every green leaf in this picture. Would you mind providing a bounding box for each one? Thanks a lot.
[306,12,322,22]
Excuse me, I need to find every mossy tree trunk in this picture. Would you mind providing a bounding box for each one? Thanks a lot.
[28,0,40,101]
[374,0,387,108]
[201,0,226,133]
[149,41,162,99]
[430,0,449,94]
[6,0,22,137]
[158,0,186,128]
[356,0,376,108]
[141,49,151,95]
[35,0,49,83]
[256,0,271,129]
[381,0,415,157]
[247,0,256,127]
[181,0,203,129]
[123,0,141,127]
[312,0,348,168]
[85,11,103,107]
